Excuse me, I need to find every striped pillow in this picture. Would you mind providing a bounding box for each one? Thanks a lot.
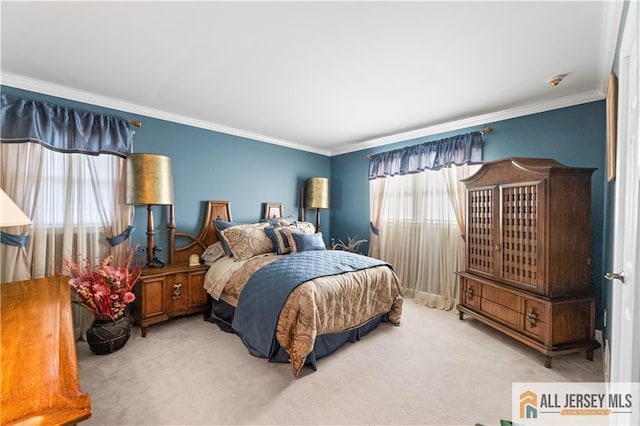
[265,226,300,255]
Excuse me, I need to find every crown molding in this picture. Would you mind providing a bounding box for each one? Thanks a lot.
[2,72,604,158]
[330,90,605,156]
[0,72,332,156]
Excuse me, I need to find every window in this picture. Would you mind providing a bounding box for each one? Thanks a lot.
[36,152,117,227]
[382,169,456,224]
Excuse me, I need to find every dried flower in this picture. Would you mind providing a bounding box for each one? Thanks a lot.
[63,250,142,320]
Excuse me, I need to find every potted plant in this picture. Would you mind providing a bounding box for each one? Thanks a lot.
[64,250,142,354]
[332,236,368,254]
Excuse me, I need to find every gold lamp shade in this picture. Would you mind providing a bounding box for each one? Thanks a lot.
[305,177,329,233]
[126,153,174,205]
[305,177,329,209]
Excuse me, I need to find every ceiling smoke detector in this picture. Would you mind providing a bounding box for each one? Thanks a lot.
[547,74,567,86]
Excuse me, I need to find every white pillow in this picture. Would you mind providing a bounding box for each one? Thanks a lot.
[200,241,225,265]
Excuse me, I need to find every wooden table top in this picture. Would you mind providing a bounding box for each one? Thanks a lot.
[1,275,91,425]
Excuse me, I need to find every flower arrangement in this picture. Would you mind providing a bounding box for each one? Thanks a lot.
[64,250,142,321]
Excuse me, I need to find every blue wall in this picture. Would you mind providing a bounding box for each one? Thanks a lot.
[330,101,607,328]
[2,84,607,328]
[0,85,331,259]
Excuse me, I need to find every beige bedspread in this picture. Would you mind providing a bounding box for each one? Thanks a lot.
[204,253,403,375]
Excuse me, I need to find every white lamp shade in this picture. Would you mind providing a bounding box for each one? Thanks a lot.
[0,188,31,227]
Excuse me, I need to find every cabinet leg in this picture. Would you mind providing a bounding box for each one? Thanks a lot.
[458,311,464,320]
[544,356,552,368]
[586,349,594,361]
[141,326,147,338]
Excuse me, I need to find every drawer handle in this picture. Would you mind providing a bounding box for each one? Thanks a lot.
[172,283,182,300]
[465,286,474,301]
[525,308,538,328]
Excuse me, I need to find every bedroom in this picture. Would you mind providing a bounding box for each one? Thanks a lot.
[1,1,638,425]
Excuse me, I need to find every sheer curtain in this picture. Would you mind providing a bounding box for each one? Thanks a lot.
[368,132,483,310]
[442,164,478,275]
[368,177,388,260]
[0,142,43,282]
[379,169,458,309]
[1,94,134,339]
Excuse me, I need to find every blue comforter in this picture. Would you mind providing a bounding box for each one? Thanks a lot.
[231,250,389,360]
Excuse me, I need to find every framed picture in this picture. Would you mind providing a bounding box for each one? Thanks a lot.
[263,202,283,219]
[606,71,618,182]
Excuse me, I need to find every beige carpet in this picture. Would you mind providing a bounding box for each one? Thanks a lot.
[76,299,603,426]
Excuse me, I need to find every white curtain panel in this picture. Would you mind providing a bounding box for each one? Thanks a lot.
[376,164,478,310]
[1,143,132,339]
[0,143,44,283]
[368,177,388,259]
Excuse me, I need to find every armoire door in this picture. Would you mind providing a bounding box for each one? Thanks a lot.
[498,180,547,294]
[466,185,497,278]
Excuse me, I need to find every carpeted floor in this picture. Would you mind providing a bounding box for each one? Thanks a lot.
[76,299,603,426]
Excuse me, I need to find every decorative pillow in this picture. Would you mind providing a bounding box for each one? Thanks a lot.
[221,222,274,260]
[200,241,225,265]
[293,221,316,233]
[213,220,236,256]
[281,226,314,253]
[261,214,297,227]
[291,232,326,252]
[265,225,303,255]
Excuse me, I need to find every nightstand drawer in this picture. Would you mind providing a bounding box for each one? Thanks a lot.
[164,272,190,311]
[189,270,207,307]
[141,278,164,318]
[133,264,209,337]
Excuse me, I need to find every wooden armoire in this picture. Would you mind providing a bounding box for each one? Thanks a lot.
[456,157,600,368]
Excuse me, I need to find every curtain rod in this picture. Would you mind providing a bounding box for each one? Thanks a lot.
[365,127,492,159]
[128,120,143,128]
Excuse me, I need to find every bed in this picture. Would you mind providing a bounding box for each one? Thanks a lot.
[169,201,403,376]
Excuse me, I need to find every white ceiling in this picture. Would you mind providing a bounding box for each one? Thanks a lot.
[0,1,622,156]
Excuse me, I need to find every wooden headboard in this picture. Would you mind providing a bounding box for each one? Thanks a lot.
[168,200,232,265]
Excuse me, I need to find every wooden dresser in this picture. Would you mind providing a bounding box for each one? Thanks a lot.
[1,276,91,425]
[456,158,600,368]
[132,263,209,336]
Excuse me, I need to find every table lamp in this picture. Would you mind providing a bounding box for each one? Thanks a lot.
[305,177,329,233]
[126,153,174,268]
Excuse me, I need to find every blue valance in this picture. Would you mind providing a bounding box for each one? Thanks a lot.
[368,131,483,179]
[0,94,133,157]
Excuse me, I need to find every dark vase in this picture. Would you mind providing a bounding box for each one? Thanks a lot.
[86,315,131,355]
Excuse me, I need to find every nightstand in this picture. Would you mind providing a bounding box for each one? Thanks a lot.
[132,263,209,337]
